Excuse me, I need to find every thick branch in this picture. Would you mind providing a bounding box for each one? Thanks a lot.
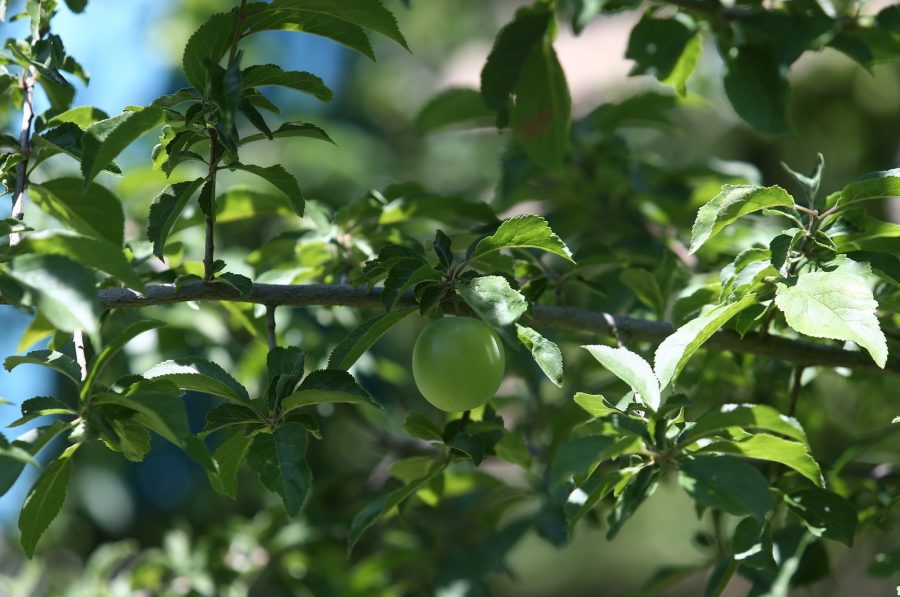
[88,282,899,373]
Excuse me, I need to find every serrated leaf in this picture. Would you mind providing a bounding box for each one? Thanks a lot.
[785,487,857,546]
[382,260,440,310]
[828,168,900,208]
[147,178,205,259]
[516,324,563,387]
[242,64,332,101]
[210,430,253,498]
[242,5,374,61]
[679,455,773,521]
[12,230,143,290]
[722,45,790,135]
[143,357,251,404]
[268,0,408,50]
[81,107,166,184]
[573,392,619,418]
[327,307,416,370]
[480,5,552,110]
[281,369,378,411]
[626,16,701,96]
[247,423,312,516]
[9,254,101,346]
[655,295,756,389]
[18,447,75,558]
[30,178,125,246]
[583,345,660,410]
[690,185,794,253]
[203,403,260,434]
[9,396,75,428]
[0,423,70,498]
[471,215,574,263]
[457,275,528,328]
[550,434,630,486]
[697,434,823,486]
[228,163,303,217]
[511,38,571,169]
[182,10,234,91]
[775,265,887,368]
[680,403,808,446]
[416,88,494,133]
[240,121,334,146]
[403,412,443,441]
[5,350,82,386]
[348,464,443,553]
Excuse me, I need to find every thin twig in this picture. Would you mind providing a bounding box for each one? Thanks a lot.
[266,304,277,350]
[228,0,248,64]
[787,366,805,417]
[9,67,37,245]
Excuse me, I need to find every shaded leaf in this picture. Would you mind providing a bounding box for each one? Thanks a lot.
[81,107,166,184]
[18,446,75,557]
[327,307,416,370]
[143,357,251,404]
[30,178,125,246]
[247,423,312,516]
[282,369,379,411]
[679,455,773,521]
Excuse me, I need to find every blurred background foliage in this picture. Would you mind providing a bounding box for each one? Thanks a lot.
[0,0,898,595]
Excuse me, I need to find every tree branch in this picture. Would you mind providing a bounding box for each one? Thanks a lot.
[78,282,899,374]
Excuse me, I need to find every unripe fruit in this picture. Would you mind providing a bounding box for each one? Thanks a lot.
[412,317,506,412]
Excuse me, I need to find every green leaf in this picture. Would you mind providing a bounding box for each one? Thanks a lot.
[18,446,75,558]
[228,163,303,217]
[775,264,887,368]
[516,324,563,387]
[203,404,260,434]
[267,0,408,50]
[282,369,378,411]
[689,185,794,253]
[457,275,528,328]
[30,178,125,246]
[83,320,165,397]
[5,349,82,386]
[9,254,101,345]
[785,488,857,546]
[573,392,619,418]
[403,412,443,442]
[348,464,444,553]
[480,5,552,110]
[0,423,70,498]
[242,5,374,61]
[143,357,251,404]
[239,121,334,146]
[242,64,332,101]
[722,45,790,135]
[678,455,773,521]
[471,215,574,263]
[9,396,75,428]
[607,467,659,539]
[680,403,808,446]
[626,16,701,96]
[210,431,253,499]
[654,295,756,389]
[81,107,166,184]
[108,418,151,462]
[247,423,312,516]
[698,434,823,486]
[550,435,635,486]
[327,307,416,370]
[46,106,110,128]
[12,230,144,290]
[267,346,305,382]
[382,260,440,310]
[510,39,571,169]
[416,88,494,133]
[582,345,660,411]
[181,10,233,90]
[146,178,205,259]
[828,168,900,208]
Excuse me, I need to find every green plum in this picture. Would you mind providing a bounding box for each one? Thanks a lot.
[412,316,506,412]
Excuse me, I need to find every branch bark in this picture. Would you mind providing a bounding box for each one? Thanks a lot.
[82,282,899,374]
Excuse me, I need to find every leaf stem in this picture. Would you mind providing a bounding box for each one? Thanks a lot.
[228,0,248,65]
[203,128,219,281]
